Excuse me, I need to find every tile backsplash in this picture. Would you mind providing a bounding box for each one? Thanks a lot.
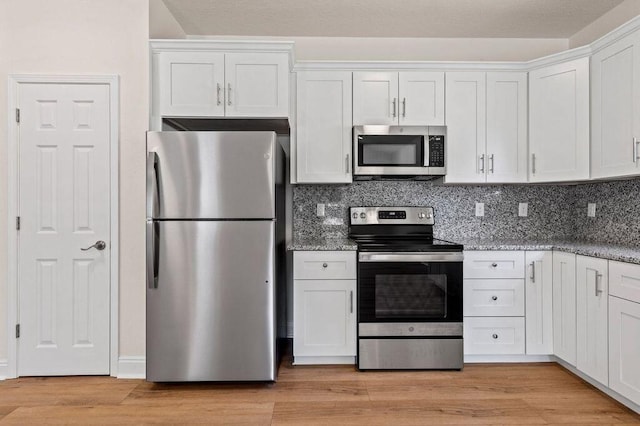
[293,178,640,246]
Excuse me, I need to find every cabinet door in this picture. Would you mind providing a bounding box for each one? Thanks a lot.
[353,72,399,125]
[486,72,528,183]
[576,255,609,386]
[224,52,289,117]
[529,58,590,182]
[293,279,356,357]
[553,251,577,365]
[591,31,640,178]
[399,71,445,126]
[296,71,353,183]
[444,72,487,183]
[158,51,225,117]
[609,295,640,405]
[525,251,553,355]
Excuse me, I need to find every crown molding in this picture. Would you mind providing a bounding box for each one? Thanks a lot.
[590,14,640,54]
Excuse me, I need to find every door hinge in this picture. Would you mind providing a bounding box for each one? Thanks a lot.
[16,324,20,338]
[15,108,20,123]
[16,216,20,231]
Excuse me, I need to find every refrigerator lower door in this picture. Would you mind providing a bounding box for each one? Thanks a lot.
[147,220,276,381]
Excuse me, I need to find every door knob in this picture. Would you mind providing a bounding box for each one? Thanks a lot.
[81,240,106,251]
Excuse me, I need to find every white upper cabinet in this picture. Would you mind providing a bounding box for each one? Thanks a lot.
[296,71,353,183]
[486,72,528,183]
[159,51,226,117]
[445,72,487,183]
[353,71,444,126]
[529,57,590,182]
[591,30,640,179]
[158,50,289,118]
[525,251,553,355]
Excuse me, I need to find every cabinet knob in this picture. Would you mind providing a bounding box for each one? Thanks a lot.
[492,296,498,301]
[492,334,499,339]
[491,263,498,268]
[322,263,328,268]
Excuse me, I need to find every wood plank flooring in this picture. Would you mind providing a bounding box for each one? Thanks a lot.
[1,357,638,424]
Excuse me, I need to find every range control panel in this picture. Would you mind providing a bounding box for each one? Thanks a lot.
[350,206,435,225]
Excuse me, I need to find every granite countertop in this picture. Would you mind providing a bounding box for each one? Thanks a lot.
[288,236,640,264]
[456,239,640,265]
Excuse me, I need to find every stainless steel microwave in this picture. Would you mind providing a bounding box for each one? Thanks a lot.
[353,126,446,178]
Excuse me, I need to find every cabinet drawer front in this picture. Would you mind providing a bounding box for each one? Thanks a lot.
[464,317,525,355]
[294,251,357,280]
[464,279,525,316]
[610,261,640,304]
[464,251,525,279]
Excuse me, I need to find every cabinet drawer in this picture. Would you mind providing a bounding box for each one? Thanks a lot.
[464,279,525,316]
[464,317,525,355]
[464,251,525,279]
[294,251,357,280]
[610,261,640,304]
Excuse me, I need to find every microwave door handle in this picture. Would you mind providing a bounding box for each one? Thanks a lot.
[424,139,429,167]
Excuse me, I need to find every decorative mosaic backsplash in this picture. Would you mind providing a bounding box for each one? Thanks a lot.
[293,178,640,246]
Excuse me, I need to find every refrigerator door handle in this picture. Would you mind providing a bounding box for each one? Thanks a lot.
[147,152,159,218]
[147,221,159,289]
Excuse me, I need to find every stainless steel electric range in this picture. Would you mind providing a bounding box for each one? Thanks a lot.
[348,206,464,370]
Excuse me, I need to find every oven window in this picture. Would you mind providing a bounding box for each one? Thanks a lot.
[375,274,447,318]
[358,135,423,166]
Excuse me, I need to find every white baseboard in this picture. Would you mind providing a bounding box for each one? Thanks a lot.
[117,356,146,379]
[464,354,555,363]
[0,359,8,380]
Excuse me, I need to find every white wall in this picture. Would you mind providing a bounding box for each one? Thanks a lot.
[570,0,640,47]
[150,0,186,39]
[0,0,149,364]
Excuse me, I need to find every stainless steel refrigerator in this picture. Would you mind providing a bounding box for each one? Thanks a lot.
[146,131,285,382]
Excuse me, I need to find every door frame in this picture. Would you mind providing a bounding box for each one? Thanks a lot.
[6,75,120,378]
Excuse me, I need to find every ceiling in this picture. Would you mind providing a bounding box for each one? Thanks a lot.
[162,0,624,38]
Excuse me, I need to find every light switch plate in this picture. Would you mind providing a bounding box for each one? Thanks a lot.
[475,202,485,217]
[587,203,596,217]
[518,202,528,217]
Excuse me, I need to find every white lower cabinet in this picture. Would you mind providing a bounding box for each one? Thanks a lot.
[525,251,553,355]
[552,251,577,365]
[464,317,525,355]
[609,295,640,405]
[293,251,357,364]
[576,255,609,386]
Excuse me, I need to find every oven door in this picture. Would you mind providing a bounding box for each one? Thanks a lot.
[358,252,463,325]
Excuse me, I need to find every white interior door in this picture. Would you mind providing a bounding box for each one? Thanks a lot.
[18,82,111,375]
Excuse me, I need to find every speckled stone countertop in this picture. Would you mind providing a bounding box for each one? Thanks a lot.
[287,237,357,251]
[288,237,640,264]
[458,239,640,265]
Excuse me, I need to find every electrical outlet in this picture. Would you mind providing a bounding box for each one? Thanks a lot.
[587,203,596,217]
[475,202,485,217]
[518,202,528,217]
[316,203,325,217]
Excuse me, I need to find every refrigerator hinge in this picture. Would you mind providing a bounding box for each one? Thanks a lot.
[16,324,20,338]
[16,216,20,231]
[15,108,20,124]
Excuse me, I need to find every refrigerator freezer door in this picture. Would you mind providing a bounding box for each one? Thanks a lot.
[147,220,276,381]
[147,131,276,219]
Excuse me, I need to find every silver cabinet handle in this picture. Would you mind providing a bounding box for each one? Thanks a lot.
[81,240,106,251]
[479,154,486,173]
[146,152,159,218]
[392,98,397,118]
[346,154,350,174]
[531,153,536,174]
[402,97,406,118]
[216,83,222,106]
[634,137,639,163]
[492,295,498,301]
[227,83,232,106]
[492,333,499,339]
[146,221,159,289]
[350,290,354,314]
[530,261,536,283]
[595,271,603,296]
[489,154,495,173]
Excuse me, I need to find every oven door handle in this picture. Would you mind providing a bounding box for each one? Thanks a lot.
[358,252,464,262]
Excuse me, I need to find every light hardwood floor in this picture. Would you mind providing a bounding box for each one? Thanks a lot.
[1,357,639,424]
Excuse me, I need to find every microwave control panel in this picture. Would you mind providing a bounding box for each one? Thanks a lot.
[428,135,445,167]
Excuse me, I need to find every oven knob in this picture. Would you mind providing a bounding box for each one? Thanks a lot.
[352,212,358,219]
[360,213,366,219]
[418,212,426,219]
